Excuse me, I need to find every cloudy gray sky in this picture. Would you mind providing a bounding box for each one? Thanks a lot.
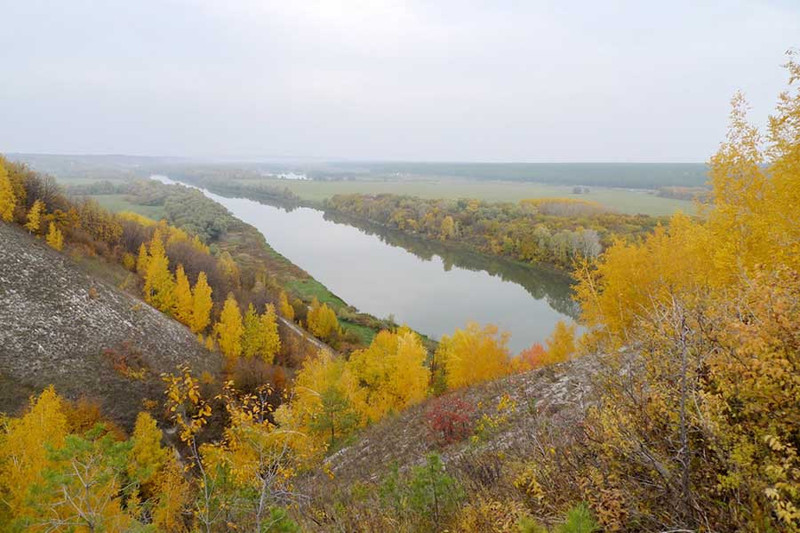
[1,0,798,162]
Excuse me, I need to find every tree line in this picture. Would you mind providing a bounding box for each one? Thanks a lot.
[325,193,661,271]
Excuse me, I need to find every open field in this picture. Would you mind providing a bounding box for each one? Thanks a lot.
[232,177,696,216]
[91,194,166,220]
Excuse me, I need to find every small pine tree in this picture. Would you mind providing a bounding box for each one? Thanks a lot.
[25,199,44,234]
[310,386,359,450]
[46,222,64,251]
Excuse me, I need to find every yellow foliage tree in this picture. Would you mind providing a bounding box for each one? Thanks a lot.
[218,251,241,288]
[281,350,363,452]
[0,386,68,524]
[136,242,149,274]
[241,304,281,363]
[173,264,194,326]
[440,215,456,240]
[143,229,175,313]
[572,56,800,531]
[438,322,511,389]
[46,222,64,251]
[543,320,576,365]
[215,293,244,360]
[0,161,16,222]
[346,328,430,422]
[241,303,261,359]
[24,199,44,234]
[190,271,213,333]
[307,297,340,341]
[128,412,189,529]
[278,290,295,321]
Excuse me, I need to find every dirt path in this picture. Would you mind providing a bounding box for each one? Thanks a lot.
[277,315,333,353]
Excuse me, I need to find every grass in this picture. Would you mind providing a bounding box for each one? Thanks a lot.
[340,320,377,345]
[231,177,696,216]
[286,278,348,308]
[90,194,166,220]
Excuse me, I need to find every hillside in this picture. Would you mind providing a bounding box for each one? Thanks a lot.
[0,222,220,428]
[296,352,602,528]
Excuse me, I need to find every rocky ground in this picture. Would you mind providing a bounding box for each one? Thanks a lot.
[300,352,601,498]
[0,222,220,428]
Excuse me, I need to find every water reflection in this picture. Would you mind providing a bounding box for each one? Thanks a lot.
[322,210,579,319]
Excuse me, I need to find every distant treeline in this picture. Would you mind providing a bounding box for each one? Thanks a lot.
[325,194,663,271]
[656,185,712,201]
[316,162,710,188]
[169,173,302,208]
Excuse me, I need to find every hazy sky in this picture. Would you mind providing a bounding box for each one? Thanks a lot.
[2,0,798,162]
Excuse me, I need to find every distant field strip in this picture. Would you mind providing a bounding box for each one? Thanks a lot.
[235,178,696,216]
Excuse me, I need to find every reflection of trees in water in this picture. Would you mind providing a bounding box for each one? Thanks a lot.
[323,211,579,319]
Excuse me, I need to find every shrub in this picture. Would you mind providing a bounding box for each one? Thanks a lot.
[425,395,474,446]
[379,454,464,531]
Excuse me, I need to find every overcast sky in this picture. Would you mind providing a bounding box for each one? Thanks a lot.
[1,1,798,162]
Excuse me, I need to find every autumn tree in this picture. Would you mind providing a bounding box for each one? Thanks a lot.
[512,342,547,372]
[543,320,576,365]
[437,322,511,389]
[143,229,175,313]
[136,242,149,274]
[278,290,295,321]
[0,387,68,525]
[128,412,190,530]
[216,293,244,360]
[173,264,194,326]
[24,199,44,234]
[0,161,16,222]
[0,389,184,530]
[218,251,241,289]
[573,56,800,531]
[278,350,363,453]
[307,297,340,341]
[37,426,134,531]
[347,328,430,422]
[239,303,281,363]
[190,271,213,333]
[440,215,456,240]
[46,222,64,250]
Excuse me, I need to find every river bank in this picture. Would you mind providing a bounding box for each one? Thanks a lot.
[151,175,577,352]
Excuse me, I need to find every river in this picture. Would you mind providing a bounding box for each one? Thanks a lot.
[152,175,577,353]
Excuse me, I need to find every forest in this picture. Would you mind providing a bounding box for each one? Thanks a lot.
[325,194,662,271]
[1,57,799,533]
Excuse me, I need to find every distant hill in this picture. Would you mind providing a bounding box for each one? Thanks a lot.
[322,161,710,188]
[0,222,221,428]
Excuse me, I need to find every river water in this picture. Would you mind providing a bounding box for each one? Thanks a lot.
[152,175,577,353]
